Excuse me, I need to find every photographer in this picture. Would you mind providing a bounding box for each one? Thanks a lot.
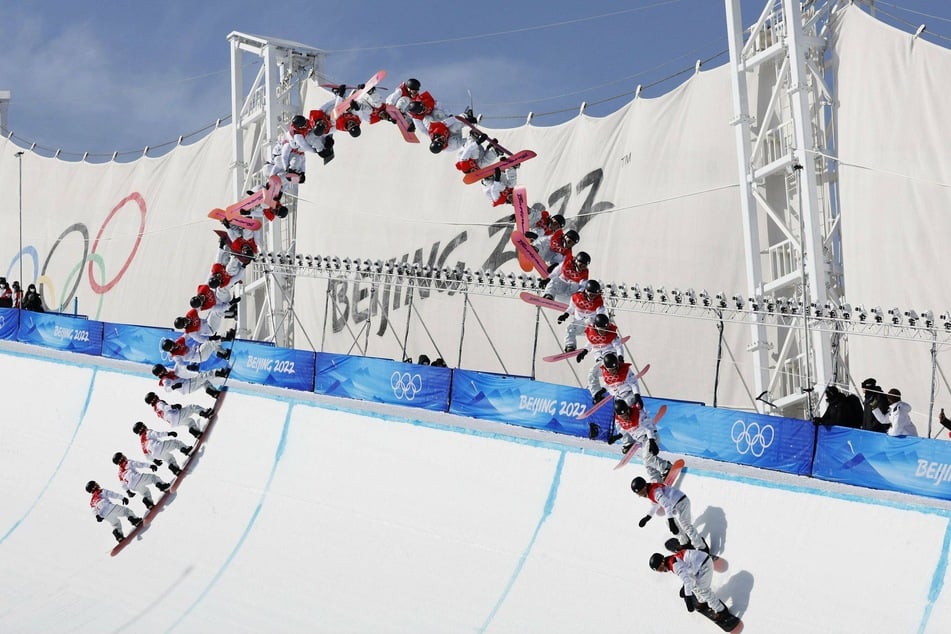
[860,378,890,433]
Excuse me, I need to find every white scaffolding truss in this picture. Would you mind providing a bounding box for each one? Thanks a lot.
[227,31,325,348]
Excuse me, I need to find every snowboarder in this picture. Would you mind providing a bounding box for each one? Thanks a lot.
[542,250,590,303]
[190,281,237,331]
[174,307,235,350]
[612,400,673,481]
[144,392,214,438]
[557,279,606,353]
[112,451,171,510]
[588,351,642,406]
[524,211,564,241]
[86,480,142,543]
[532,226,579,271]
[648,550,739,630]
[633,476,708,552]
[151,363,229,399]
[132,421,193,476]
[576,313,625,368]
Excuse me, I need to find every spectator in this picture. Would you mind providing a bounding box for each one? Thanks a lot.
[860,378,889,432]
[22,284,44,312]
[431,357,447,368]
[11,281,21,308]
[872,388,918,437]
[0,279,12,308]
[813,385,863,428]
[417,354,431,366]
[939,409,951,437]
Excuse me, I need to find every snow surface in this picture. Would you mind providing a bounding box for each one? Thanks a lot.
[1,340,950,633]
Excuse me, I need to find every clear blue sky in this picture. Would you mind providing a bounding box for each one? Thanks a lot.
[1,0,949,159]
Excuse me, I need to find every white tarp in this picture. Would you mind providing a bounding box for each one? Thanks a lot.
[1,4,948,416]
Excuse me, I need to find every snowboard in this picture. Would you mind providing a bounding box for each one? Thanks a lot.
[663,458,685,486]
[581,364,653,422]
[511,186,533,271]
[454,115,514,157]
[611,403,665,469]
[510,231,550,278]
[331,70,386,120]
[543,335,631,362]
[520,291,567,312]
[463,150,537,185]
[208,174,283,230]
[209,208,261,231]
[110,388,227,556]
[384,104,419,143]
[697,605,742,633]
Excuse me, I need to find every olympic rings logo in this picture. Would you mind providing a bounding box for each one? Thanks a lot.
[390,371,423,400]
[6,193,147,319]
[730,420,775,457]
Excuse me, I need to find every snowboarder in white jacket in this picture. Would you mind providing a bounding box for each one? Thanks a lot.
[649,549,737,627]
[86,480,142,542]
[113,451,170,510]
[632,476,708,552]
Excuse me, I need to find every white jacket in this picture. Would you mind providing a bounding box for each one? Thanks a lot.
[873,400,918,437]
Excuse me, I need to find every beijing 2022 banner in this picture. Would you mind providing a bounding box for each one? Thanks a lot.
[16,311,103,355]
[0,307,19,340]
[656,401,815,476]
[812,426,951,501]
[101,323,177,365]
[313,352,450,411]
[228,340,315,392]
[449,369,612,438]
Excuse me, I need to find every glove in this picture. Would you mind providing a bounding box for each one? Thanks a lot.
[668,518,680,535]
[524,231,538,241]
[588,423,600,440]
[150,464,158,472]
[575,349,588,363]
[406,120,415,133]
[680,587,695,612]
[350,100,361,111]
[122,497,129,505]
[557,313,569,324]
[472,130,487,144]
[638,515,652,528]
[171,382,183,390]
[648,439,659,455]
[168,431,178,437]
[332,84,347,97]
[592,388,607,404]
[126,490,135,498]
[96,515,103,523]
[633,393,644,409]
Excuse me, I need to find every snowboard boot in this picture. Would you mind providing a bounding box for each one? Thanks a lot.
[223,328,236,342]
[181,445,193,456]
[129,516,143,527]
[189,426,203,439]
[621,440,635,454]
[199,408,214,419]
[588,423,600,440]
[660,462,673,481]
[607,433,624,445]
[214,367,231,378]
[591,387,607,403]
[143,498,154,510]
[152,459,163,467]
[169,464,182,476]
[206,387,221,399]
[216,348,232,360]
[113,529,125,543]
[156,482,171,492]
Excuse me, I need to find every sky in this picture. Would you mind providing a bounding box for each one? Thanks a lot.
[2,0,950,160]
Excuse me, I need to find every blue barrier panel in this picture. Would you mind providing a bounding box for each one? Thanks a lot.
[102,323,178,365]
[813,426,951,501]
[229,340,315,391]
[314,353,450,411]
[17,311,103,356]
[449,369,611,438]
[656,401,814,475]
[0,308,20,340]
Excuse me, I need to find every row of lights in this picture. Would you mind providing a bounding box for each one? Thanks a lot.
[255,253,545,289]
[252,254,951,332]
[604,284,951,331]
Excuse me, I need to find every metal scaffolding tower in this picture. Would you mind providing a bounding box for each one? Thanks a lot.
[724,0,849,418]
[227,32,325,348]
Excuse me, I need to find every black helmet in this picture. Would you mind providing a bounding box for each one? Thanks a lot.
[564,229,580,243]
[347,120,361,137]
[614,399,630,416]
[406,78,421,92]
[407,100,426,115]
[631,476,648,493]
[312,120,329,136]
[584,279,601,295]
[145,392,158,405]
[160,338,175,352]
[603,352,619,370]
[549,214,565,228]
[649,553,666,571]
[112,452,125,465]
[151,363,167,377]
[291,115,308,132]
[189,295,203,309]
[429,137,446,154]
[85,480,99,493]
[173,316,188,330]
[133,421,147,434]
[593,313,610,330]
[208,274,222,289]
[575,251,591,266]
